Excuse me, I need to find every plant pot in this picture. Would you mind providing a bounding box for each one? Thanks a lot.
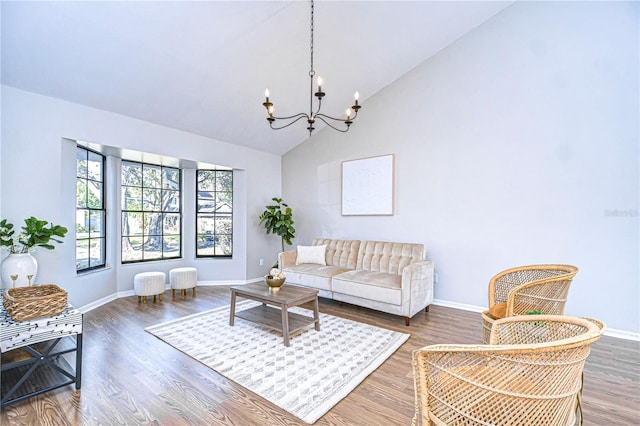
[1,253,38,289]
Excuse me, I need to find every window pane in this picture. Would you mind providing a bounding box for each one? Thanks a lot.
[197,191,215,212]
[196,236,214,256]
[89,238,105,268]
[215,235,232,256]
[122,212,143,236]
[198,171,215,190]
[89,211,104,238]
[122,162,142,186]
[144,213,162,235]
[76,179,87,208]
[76,210,89,236]
[87,181,103,209]
[163,168,180,190]
[144,237,162,260]
[143,164,162,188]
[164,190,180,212]
[215,217,232,235]
[122,237,143,262]
[87,151,103,181]
[216,192,232,213]
[163,213,180,235]
[163,236,180,257]
[216,171,233,191]
[76,239,89,271]
[76,149,87,178]
[143,188,162,211]
[122,186,142,210]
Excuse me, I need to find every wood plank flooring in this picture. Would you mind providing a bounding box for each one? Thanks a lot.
[2,285,638,425]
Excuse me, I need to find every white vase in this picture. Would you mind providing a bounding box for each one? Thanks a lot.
[1,253,38,289]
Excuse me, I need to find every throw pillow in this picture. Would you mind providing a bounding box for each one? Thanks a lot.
[296,245,327,265]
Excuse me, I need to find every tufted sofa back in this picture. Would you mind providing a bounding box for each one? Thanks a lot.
[312,238,360,269]
[357,241,425,275]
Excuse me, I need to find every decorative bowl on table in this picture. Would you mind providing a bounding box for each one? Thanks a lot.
[264,268,286,289]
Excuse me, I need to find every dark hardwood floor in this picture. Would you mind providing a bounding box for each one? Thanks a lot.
[2,285,638,425]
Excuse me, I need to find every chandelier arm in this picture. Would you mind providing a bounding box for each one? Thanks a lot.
[315,112,356,123]
[313,96,322,116]
[269,115,310,130]
[315,116,350,133]
[270,112,309,121]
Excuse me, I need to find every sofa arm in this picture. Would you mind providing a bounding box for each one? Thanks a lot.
[401,260,435,318]
[278,251,297,269]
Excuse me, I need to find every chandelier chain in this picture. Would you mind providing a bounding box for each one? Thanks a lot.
[309,0,314,75]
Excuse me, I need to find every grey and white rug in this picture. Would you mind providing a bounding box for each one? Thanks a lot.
[145,301,410,424]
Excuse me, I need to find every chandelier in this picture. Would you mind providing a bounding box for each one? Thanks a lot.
[262,0,361,135]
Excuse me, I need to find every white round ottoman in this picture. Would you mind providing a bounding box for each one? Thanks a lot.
[134,272,166,304]
[170,267,197,298]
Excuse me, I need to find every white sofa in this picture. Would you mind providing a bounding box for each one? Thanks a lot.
[278,238,434,326]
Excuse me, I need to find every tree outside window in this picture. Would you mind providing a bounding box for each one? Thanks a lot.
[121,161,181,263]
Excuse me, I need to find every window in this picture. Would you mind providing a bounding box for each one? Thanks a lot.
[121,161,181,263]
[76,147,106,272]
[196,170,232,257]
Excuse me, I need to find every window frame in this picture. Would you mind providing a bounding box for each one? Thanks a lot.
[76,146,107,273]
[195,169,233,258]
[121,160,182,264]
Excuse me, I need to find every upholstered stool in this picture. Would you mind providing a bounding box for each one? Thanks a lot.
[170,267,197,298]
[134,272,166,304]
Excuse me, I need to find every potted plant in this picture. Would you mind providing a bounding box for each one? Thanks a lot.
[259,197,295,263]
[0,217,68,288]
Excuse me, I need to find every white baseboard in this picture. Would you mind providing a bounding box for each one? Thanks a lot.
[432,299,639,342]
[77,285,639,341]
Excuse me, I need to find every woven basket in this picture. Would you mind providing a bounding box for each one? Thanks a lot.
[3,284,68,322]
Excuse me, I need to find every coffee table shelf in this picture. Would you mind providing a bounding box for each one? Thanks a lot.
[229,283,320,347]
[235,304,316,336]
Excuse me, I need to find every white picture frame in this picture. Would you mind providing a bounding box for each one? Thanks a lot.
[341,154,394,216]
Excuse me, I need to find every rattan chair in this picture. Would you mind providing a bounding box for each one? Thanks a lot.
[412,315,605,426]
[481,264,579,343]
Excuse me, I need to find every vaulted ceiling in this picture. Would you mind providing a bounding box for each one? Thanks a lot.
[1,1,512,155]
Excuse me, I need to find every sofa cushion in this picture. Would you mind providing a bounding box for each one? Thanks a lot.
[313,239,360,268]
[332,270,402,305]
[283,264,351,292]
[296,245,327,265]
[357,241,424,275]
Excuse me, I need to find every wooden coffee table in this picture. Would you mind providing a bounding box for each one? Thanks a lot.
[229,282,320,347]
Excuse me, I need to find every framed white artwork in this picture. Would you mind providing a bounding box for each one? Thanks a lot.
[341,154,394,216]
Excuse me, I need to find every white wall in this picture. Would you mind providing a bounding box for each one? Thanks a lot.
[282,1,639,334]
[1,86,283,307]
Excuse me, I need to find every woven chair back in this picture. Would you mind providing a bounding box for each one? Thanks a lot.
[413,315,604,426]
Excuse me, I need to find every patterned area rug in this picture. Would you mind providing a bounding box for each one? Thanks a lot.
[146,301,410,424]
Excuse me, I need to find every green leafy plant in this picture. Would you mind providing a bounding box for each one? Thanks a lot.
[259,197,295,253]
[0,217,68,254]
